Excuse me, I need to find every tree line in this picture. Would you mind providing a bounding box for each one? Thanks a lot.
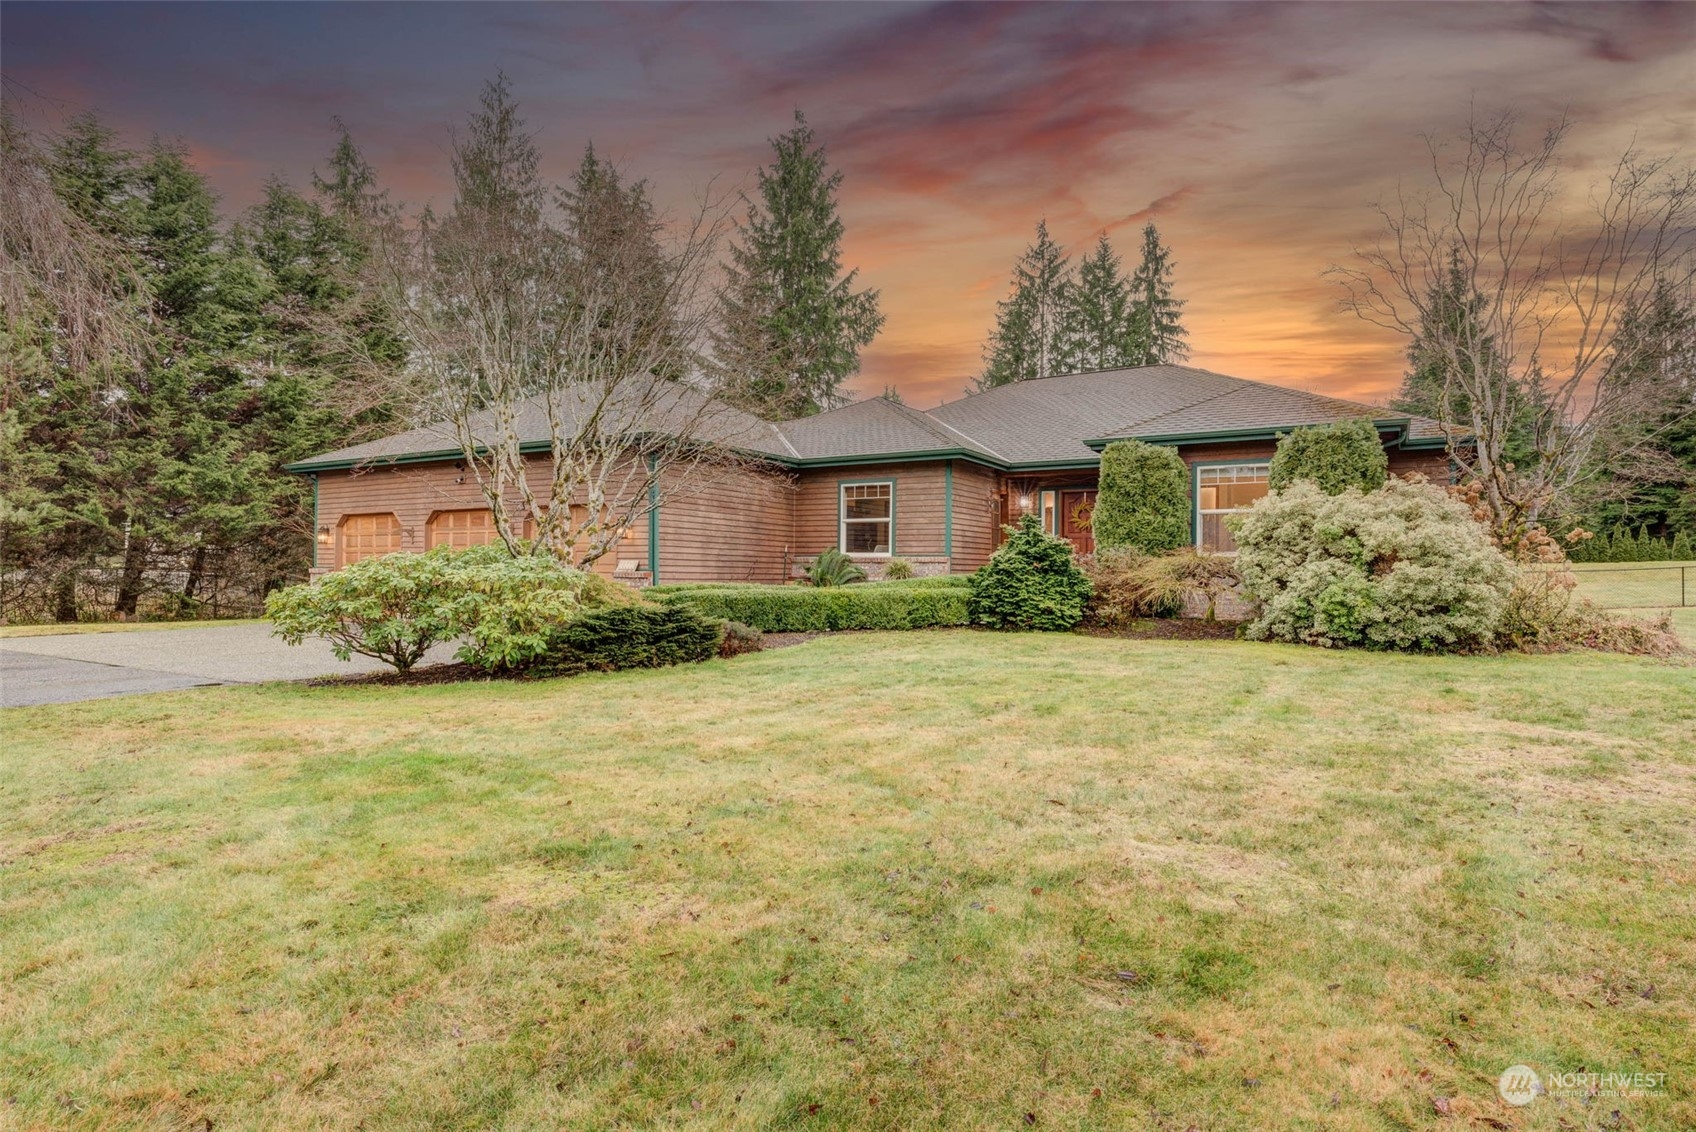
[5,82,1691,623]
[978,219,1189,388]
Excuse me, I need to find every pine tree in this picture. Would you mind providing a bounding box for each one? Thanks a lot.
[1058,234,1132,372]
[711,111,884,419]
[1123,222,1188,365]
[979,220,1070,389]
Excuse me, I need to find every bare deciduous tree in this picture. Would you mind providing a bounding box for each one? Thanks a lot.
[0,106,149,379]
[1329,111,1696,539]
[366,77,758,567]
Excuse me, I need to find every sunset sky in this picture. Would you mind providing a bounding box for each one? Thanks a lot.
[5,1,1693,407]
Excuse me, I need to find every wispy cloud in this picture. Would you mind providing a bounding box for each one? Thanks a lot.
[4,0,1692,409]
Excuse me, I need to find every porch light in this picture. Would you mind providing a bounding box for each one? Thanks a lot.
[316,526,332,545]
[1018,494,1032,510]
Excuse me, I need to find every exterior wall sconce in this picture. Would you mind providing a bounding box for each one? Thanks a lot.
[1018,494,1032,510]
[316,526,332,545]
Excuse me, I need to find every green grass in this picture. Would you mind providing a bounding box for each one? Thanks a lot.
[1568,560,1695,610]
[0,617,261,639]
[4,632,1695,1130]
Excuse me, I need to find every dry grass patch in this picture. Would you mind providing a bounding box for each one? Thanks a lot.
[2,631,1694,1130]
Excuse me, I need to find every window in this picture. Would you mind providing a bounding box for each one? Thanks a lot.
[1040,489,1057,535]
[339,513,402,566]
[1196,463,1270,553]
[840,482,893,555]
[427,509,499,550]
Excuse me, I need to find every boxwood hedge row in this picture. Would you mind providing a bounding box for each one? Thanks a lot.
[652,577,970,632]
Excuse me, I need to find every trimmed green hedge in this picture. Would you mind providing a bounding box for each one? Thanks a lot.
[655,579,970,632]
[1267,419,1388,496]
[649,575,969,596]
[1092,439,1192,553]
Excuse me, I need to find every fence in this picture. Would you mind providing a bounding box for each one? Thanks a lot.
[1565,563,1694,610]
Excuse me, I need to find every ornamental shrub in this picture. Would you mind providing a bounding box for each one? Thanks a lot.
[717,620,765,658]
[1498,566,1685,656]
[266,550,469,673]
[803,548,867,587]
[267,544,623,674]
[881,557,915,580]
[968,514,1093,631]
[1231,479,1514,651]
[446,544,629,672]
[1267,419,1388,496]
[656,579,969,632]
[1084,548,1241,625]
[1091,439,1191,553]
[536,603,723,675]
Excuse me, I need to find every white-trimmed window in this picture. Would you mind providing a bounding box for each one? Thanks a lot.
[840,482,893,555]
[1196,463,1270,553]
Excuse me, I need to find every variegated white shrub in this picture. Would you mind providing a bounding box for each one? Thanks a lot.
[1230,479,1515,651]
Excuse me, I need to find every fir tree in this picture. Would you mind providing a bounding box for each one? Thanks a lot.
[1124,222,1188,365]
[979,219,1070,389]
[1058,234,1132,372]
[711,111,884,419]
[1582,279,1696,537]
[1393,246,1541,470]
[559,144,682,377]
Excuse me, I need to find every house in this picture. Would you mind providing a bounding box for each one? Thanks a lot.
[286,365,1452,583]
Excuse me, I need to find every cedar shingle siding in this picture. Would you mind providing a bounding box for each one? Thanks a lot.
[294,366,1460,582]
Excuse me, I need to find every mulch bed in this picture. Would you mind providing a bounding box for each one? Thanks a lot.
[306,662,520,688]
[1080,618,1246,641]
[305,632,828,688]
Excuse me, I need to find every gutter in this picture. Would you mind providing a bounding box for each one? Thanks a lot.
[285,423,1462,479]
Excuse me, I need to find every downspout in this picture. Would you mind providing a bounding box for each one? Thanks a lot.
[646,455,660,586]
[311,474,320,573]
[943,461,954,566]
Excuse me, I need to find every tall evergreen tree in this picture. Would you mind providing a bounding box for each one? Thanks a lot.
[1058,234,1132,372]
[559,144,683,377]
[1124,222,1188,365]
[979,220,1071,389]
[1392,246,1540,470]
[1583,279,1696,536]
[711,111,884,419]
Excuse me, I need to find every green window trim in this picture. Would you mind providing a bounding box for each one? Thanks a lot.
[943,462,953,558]
[647,455,660,585]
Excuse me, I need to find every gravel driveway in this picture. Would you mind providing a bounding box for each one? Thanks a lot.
[0,623,458,708]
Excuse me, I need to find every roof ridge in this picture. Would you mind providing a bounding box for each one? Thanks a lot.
[890,400,1009,463]
[1101,379,1246,435]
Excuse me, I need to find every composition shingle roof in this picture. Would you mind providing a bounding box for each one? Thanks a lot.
[289,365,1449,472]
[290,380,795,470]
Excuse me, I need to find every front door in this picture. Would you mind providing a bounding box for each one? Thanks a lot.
[1058,490,1096,554]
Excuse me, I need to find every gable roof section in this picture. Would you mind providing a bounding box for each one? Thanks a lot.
[779,396,1004,464]
[287,381,795,473]
[287,365,1451,473]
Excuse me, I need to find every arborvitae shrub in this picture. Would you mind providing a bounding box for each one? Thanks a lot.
[1092,439,1191,553]
[1266,419,1389,496]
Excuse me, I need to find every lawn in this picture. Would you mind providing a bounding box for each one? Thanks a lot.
[3,632,1694,1130]
[1568,560,1695,612]
[0,617,261,639]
